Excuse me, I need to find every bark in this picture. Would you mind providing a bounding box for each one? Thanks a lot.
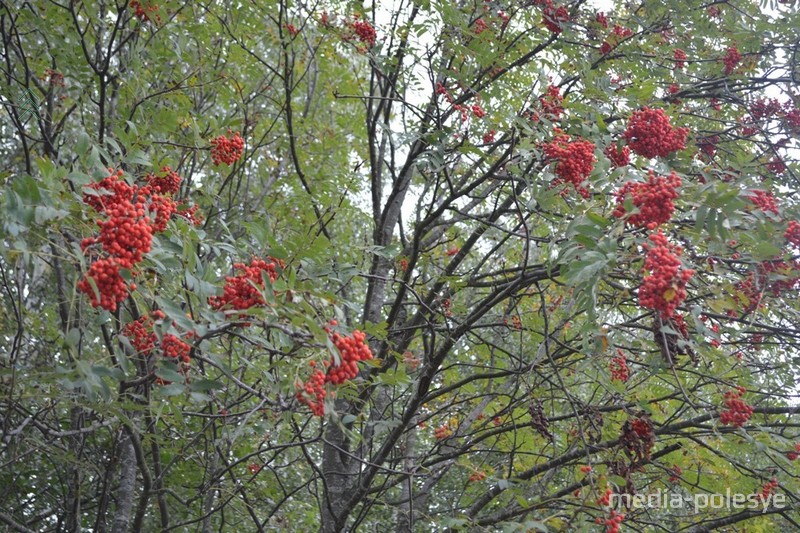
[110,430,137,533]
[320,417,353,533]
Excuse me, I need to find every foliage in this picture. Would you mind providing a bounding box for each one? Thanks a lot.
[1,1,800,531]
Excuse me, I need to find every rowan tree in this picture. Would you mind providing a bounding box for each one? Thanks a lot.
[1,1,800,532]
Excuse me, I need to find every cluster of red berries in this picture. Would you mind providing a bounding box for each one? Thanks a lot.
[622,416,656,462]
[122,310,165,354]
[248,463,262,474]
[434,423,453,440]
[79,168,193,311]
[673,48,687,69]
[296,366,327,416]
[757,478,778,501]
[41,68,65,87]
[209,258,282,312]
[760,260,800,294]
[786,443,800,461]
[622,107,688,158]
[783,106,800,132]
[403,350,421,371]
[767,157,787,175]
[129,1,160,23]
[468,470,486,482]
[538,0,569,34]
[750,98,783,121]
[542,133,596,198]
[697,135,719,158]
[785,221,800,248]
[613,171,682,229]
[343,14,376,50]
[639,231,694,318]
[146,166,182,194]
[723,45,741,75]
[325,327,374,384]
[580,465,593,474]
[78,258,134,312]
[210,131,244,166]
[539,84,564,120]
[597,487,613,506]
[122,310,191,378]
[599,24,633,54]
[473,18,489,34]
[609,350,629,382]
[595,12,608,28]
[295,322,374,416]
[482,130,496,144]
[285,24,300,37]
[719,386,754,427]
[748,190,780,214]
[604,144,630,168]
[596,510,625,533]
[668,464,683,483]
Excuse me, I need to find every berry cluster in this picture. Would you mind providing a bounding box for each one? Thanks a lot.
[208,258,283,312]
[596,510,625,533]
[326,329,374,384]
[697,135,719,158]
[78,258,134,312]
[79,169,193,311]
[482,130,496,144]
[403,350,420,371]
[673,48,687,69]
[41,68,65,87]
[595,11,608,28]
[719,386,754,427]
[604,144,630,168]
[468,470,486,482]
[473,18,489,34]
[434,423,453,440]
[542,134,596,198]
[121,310,192,379]
[597,487,613,506]
[613,171,682,229]
[146,166,182,194]
[296,366,326,416]
[757,478,778,501]
[748,190,780,214]
[723,45,741,75]
[785,221,800,248]
[767,157,787,175]
[787,443,800,461]
[210,131,244,166]
[750,98,783,121]
[540,1,569,34]
[130,0,160,23]
[622,416,656,462]
[580,465,592,474]
[539,84,564,120]
[668,464,683,483]
[622,107,688,158]
[342,14,376,51]
[295,322,374,416]
[609,350,629,382]
[639,231,694,318]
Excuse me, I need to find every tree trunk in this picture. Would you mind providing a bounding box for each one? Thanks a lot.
[111,430,137,533]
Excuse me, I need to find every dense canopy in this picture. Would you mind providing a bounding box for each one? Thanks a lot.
[2,0,800,531]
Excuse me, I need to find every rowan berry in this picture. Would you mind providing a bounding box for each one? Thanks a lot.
[542,134,596,197]
[210,131,244,166]
[613,171,681,229]
[622,107,688,158]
